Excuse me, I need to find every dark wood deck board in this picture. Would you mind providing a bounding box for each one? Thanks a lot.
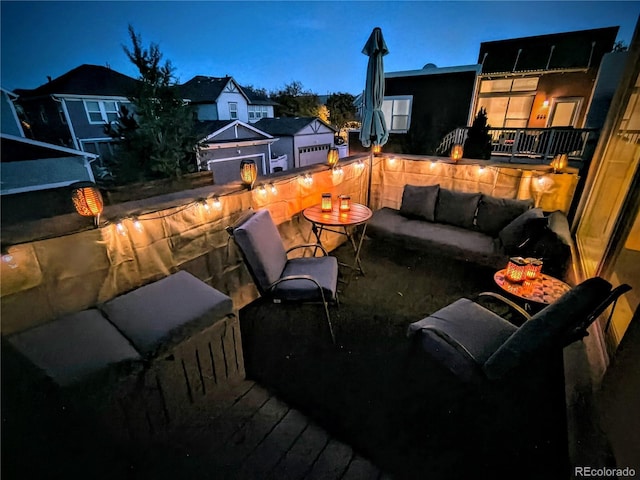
[341,455,381,480]
[305,438,354,480]
[268,422,330,480]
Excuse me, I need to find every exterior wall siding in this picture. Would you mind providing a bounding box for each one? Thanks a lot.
[217,91,248,122]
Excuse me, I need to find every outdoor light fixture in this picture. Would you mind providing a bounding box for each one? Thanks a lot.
[213,196,222,209]
[550,153,568,173]
[240,159,258,189]
[505,257,528,283]
[339,195,351,212]
[372,145,382,156]
[327,147,339,169]
[71,182,104,227]
[524,258,543,280]
[321,193,333,212]
[450,144,463,162]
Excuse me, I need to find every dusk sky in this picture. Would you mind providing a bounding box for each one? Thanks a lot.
[1,1,638,95]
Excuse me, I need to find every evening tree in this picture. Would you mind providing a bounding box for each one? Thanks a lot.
[106,25,197,184]
[270,81,321,117]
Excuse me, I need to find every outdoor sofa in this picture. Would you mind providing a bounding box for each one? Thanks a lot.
[367,184,574,279]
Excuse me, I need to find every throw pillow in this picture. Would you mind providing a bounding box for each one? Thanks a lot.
[476,195,534,236]
[498,208,547,254]
[434,188,482,229]
[399,184,440,222]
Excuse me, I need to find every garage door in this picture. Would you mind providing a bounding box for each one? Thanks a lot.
[298,144,330,167]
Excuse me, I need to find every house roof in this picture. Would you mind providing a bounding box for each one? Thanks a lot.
[1,133,98,162]
[14,64,140,98]
[196,120,274,144]
[254,117,337,136]
[177,76,233,103]
[479,26,619,74]
[242,86,278,106]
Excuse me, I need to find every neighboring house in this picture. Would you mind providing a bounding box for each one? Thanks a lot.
[474,26,619,129]
[351,64,481,155]
[253,117,337,169]
[13,64,139,168]
[177,76,276,124]
[1,88,25,137]
[0,133,97,195]
[195,120,279,184]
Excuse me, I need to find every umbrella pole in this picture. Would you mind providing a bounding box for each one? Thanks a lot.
[366,146,374,208]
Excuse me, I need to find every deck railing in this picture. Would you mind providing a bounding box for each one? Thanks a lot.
[437,127,598,165]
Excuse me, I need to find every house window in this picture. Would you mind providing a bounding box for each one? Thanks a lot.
[84,100,123,124]
[229,102,238,120]
[477,77,538,128]
[382,96,412,132]
[248,105,268,121]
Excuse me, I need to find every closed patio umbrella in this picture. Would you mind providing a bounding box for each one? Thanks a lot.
[359,27,389,149]
[359,27,389,206]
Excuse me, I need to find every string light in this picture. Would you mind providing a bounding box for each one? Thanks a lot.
[213,196,222,209]
[2,254,17,269]
[258,184,267,195]
[269,183,277,194]
[132,217,144,232]
[356,159,365,169]
[116,222,128,236]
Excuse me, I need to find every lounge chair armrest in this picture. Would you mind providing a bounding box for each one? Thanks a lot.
[269,274,329,303]
[419,326,479,364]
[286,243,328,257]
[478,292,532,322]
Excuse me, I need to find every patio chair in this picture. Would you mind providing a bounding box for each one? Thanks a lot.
[227,209,339,344]
[407,277,631,383]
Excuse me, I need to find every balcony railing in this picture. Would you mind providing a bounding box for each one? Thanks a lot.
[437,127,598,165]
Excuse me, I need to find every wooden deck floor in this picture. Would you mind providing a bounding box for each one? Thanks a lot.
[134,379,390,480]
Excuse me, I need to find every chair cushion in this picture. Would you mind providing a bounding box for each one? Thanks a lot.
[498,208,547,254]
[399,184,440,222]
[483,277,613,380]
[233,210,288,290]
[7,309,141,387]
[272,256,338,302]
[101,271,234,357]
[408,298,517,366]
[476,195,533,236]
[435,188,481,229]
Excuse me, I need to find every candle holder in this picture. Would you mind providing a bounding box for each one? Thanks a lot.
[321,193,333,212]
[524,258,543,280]
[505,257,527,283]
[339,195,351,212]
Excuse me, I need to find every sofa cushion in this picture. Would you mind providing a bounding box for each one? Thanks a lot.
[476,195,534,236]
[399,184,440,222]
[7,309,141,387]
[435,188,481,229]
[101,271,234,357]
[498,208,547,254]
[368,207,508,268]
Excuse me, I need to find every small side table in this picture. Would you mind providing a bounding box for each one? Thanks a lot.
[303,203,373,276]
[494,269,571,313]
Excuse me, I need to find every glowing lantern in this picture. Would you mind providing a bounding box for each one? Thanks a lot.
[327,147,339,169]
[505,257,527,283]
[372,145,382,156]
[524,258,543,280]
[240,159,258,189]
[321,193,333,212]
[550,153,567,173]
[339,195,351,212]
[450,144,463,162]
[71,182,104,226]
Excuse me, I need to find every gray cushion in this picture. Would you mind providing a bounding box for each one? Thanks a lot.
[476,195,533,236]
[233,210,288,291]
[435,188,481,229]
[7,309,141,387]
[399,184,440,222]
[367,208,508,269]
[498,208,547,254]
[483,277,612,380]
[408,298,517,365]
[273,256,339,302]
[101,271,234,357]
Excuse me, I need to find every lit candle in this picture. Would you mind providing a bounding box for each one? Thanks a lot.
[321,193,332,212]
[339,195,351,212]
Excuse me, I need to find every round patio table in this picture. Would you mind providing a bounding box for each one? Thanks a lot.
[303,202,372,276]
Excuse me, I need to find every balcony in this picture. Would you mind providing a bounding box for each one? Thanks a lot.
[437,126,598,166]
[0,154,619,479]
